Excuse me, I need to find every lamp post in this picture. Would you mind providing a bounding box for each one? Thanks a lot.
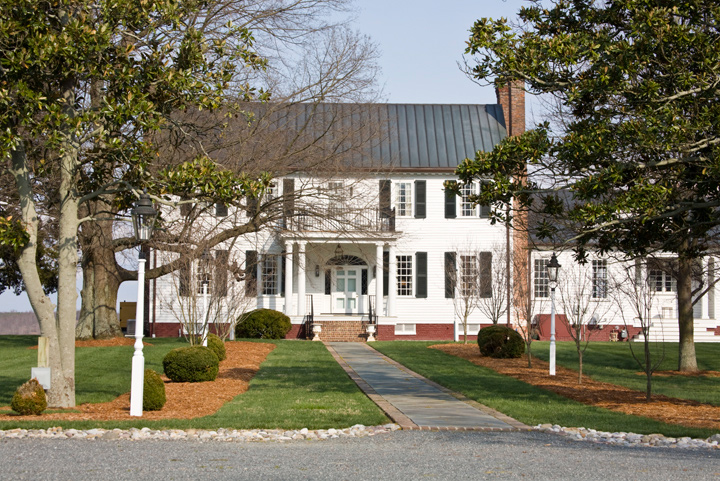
[200,250,212,347]
[547,253,561,376]
[129,193,157,417]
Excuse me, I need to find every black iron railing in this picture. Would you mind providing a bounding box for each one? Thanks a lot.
[285,207,395,233]
[304,294,314,339]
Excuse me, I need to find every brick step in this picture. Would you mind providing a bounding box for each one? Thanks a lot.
[313,320,371,342]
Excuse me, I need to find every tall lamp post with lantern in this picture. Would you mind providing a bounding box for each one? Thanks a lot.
[129,193,157,417]
[547,253,561,376]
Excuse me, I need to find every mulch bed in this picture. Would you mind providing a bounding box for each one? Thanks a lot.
[431,343,720,431]
[2,340,274,421]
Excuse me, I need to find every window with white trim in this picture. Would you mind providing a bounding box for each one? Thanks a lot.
[397,255,413,296]
[648,260,676,292]
[394,323,416,335]
[460,255,479,297]
[396,182,412,217]
[261,255,278,295]
[460,183,477,217]
[534,258,550,298]
[592,260,608,298]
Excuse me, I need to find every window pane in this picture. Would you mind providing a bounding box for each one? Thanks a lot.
[336,278,345,292]
[348,278,357,292]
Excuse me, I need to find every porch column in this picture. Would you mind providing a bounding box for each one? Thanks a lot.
[375,243,384,316]
[298,241,307,316]
[388,243,397,317]
[284,243,294,316]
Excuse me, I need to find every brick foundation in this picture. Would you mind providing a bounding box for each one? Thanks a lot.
[533,314,641,342]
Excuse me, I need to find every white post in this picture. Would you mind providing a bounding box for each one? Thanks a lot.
[388,244,397,317]
[202,283,209,347]
[284,243,294,316]
[375,243,384,316]
[298,242,306,316]
[129,252,146,417]
[550,285,556,376]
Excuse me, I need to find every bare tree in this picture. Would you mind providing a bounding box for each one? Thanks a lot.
[610,260,665,401]
[513,251,546,368]
[556,259,610,384]
[476,243,509,326]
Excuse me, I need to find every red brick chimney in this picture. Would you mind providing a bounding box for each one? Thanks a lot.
[496,81,526,137]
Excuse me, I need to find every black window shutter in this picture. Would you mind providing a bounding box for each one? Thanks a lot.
[480,252,492,298]
[415,180,426,218]
[325,269,331,295]
[361,269,368,295]
[379,180,392,217]
[246,195,258,216]
[214,250,229,297]
[180,201,192,218]
[179,259,191,297]
[479,181,490,218]
[215,202,228,217]
[245,250,257,297]
[445,252,456,298]
[383,251,389,297]
[283,178,295,225]
[445,181,457,219]
[280,254,286,297]
[416,252,427,298]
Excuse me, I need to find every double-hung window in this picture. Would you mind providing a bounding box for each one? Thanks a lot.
[460,183,477,217]
[534,258,550,298]
[261,255,279,295]
[592,260,608,298]
[396,182,413,217]
[397,255,413,296]
[649,262,677,292]
[460,255,478,297]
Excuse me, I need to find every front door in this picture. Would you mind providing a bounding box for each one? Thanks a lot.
[333,267,359,314]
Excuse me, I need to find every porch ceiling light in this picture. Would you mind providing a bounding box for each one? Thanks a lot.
[547,253,561,283]
[335,244,344,257]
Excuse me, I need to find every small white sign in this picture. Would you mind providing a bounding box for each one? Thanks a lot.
[31,367,51,390]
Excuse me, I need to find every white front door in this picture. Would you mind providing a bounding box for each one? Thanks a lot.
[333,267,359,314]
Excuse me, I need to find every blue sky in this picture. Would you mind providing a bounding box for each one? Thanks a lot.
[0,0,528,312]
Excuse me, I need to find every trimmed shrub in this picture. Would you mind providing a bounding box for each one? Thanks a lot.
[477,325,525,359]
[235,308,291,339]
[11,378,47,415]
[207,333,227,361]
[163,346,219,382]
[143,369,166,411]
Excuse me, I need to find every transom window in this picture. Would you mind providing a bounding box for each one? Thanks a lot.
[534,258,550,298]
[396,182,412,217]
[592,260,608,298]
[397,255,413,296]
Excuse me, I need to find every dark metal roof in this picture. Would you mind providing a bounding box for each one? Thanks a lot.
[266,103,508,171]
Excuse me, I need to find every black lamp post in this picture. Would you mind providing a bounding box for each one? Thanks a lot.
[129,193,157,417]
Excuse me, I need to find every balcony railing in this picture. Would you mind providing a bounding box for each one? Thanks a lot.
[284,207,395,233]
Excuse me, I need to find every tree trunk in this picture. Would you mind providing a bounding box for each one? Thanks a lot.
[76,199,125,339]
[645,337,652,401]
[677,254,698,372]
[578,347,583,384]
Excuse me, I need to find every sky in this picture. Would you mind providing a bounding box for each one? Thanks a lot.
[0,0,529,313]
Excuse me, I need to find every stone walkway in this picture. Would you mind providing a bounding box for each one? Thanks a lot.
[326,342,529,431]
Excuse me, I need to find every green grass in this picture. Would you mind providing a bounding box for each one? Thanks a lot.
[371,341,720,439]
[529,341,720,406]
[0,337,387,430]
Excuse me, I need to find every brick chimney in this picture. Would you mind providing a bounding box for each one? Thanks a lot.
[496,81,528,328]
[496,81,525,137]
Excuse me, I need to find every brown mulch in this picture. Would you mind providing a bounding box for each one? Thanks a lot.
[28,338,152,349]
[431,343,720,431]
[2,341,275,421]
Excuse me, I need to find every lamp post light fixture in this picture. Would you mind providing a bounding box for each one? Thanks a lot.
[200,250,212,347]
[547,252,561,376]
[129,193,157,417]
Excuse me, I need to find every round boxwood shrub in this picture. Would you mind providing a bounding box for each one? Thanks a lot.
[477,325,525,359]
[163,346,219,382]
[11,378,47,415]
[143,369,166,411]
[235,308,291,339]
[206,333,227,361]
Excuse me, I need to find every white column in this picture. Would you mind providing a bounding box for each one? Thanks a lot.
[388,244,397,317]
[298,242,307,316]
[284,244,293,316]
[375,243,384,316]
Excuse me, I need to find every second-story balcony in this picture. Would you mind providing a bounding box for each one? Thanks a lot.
[284,207,396,233]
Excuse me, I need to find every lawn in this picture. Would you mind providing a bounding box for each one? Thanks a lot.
[529,341,720,406]
[371,341,720,439]
[0,337,388,430]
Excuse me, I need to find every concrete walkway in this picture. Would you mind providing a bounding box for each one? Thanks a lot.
[326,342,529,431]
